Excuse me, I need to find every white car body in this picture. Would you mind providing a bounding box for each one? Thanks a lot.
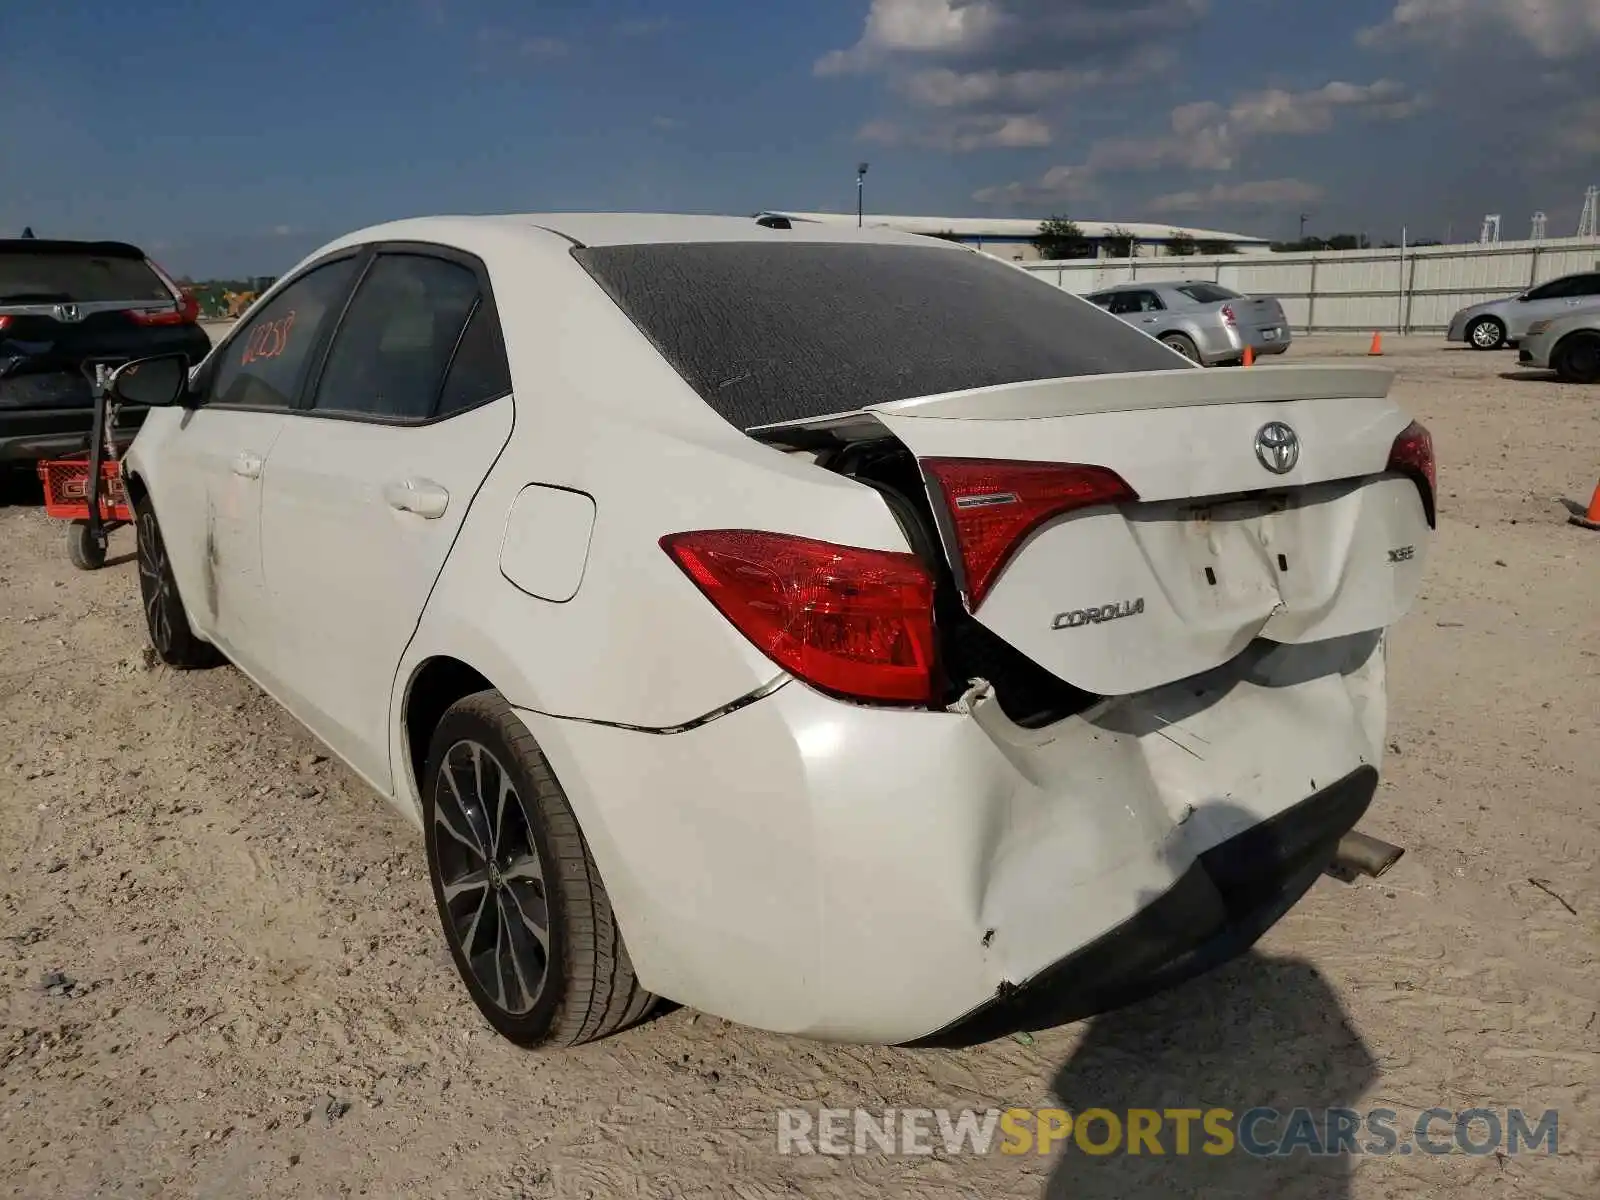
[124,214,1435,1045]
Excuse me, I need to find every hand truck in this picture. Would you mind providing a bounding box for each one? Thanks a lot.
[35,363,133,571]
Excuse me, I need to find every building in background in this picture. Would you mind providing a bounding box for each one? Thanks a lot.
[757,212,1273,260]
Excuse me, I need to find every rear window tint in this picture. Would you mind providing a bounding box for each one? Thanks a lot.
[0,252,168,304]
[1175,283,1241,303]
[572,243,1185,429]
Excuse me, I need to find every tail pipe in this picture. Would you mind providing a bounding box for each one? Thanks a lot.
[1326,830,1405,882]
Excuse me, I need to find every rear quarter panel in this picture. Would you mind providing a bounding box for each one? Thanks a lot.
[389,237,911,817]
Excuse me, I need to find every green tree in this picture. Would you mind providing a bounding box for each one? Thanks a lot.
[1101,225,1137,258]
[1196,239,1239,255]
[1166,231,1198,257]
[1033,216,1092,260]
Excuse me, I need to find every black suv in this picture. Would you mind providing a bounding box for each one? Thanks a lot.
[0,238,212,471]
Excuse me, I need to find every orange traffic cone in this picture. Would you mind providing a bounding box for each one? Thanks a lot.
[1368,331,1383,356]
[1242,345,1255,367]
[1570,478,1600,531]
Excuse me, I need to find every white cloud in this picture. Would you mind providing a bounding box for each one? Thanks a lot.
[817,0,1008,74]
[972,164,1100,206]
[1005,79,1420,181]
[649,115,683,131]
[862,112,1053,151]
[816,0,1206,149]
[1359,0,1600,59]
[1148,178,1325,213]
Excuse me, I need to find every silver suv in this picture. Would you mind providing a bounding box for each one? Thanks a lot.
[1083,280,1291,367]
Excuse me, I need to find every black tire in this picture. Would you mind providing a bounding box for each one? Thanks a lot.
[1160,333,1202,364]
[1552,332,1600,384]
[422,689,655,1048]
[134,495,224,668]
[1467,316,1506,351]
[66,521,107,571]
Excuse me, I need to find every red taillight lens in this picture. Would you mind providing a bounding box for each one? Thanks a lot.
[660,530,937,705]
[131,259,200,326]
[921,457,1138,610]
[126,292,199,326]
[1386,420,1436,526]
[1220,304,1238,326]
[0,314,11,333]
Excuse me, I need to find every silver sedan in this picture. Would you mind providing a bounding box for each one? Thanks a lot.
[1517,305,1600,382]
[1445,271,1600,350]
[1083,280,1291,367]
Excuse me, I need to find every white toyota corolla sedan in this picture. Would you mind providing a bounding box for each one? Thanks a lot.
[110,214,1435,1049]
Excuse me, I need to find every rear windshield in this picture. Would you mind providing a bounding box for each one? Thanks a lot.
[1175,283,1241,303]
[573,242,1185,429]
[0,250,169,305]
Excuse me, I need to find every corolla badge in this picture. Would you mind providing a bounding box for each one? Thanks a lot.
[1254,421,1299,474]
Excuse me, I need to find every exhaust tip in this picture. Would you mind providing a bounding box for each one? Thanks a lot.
[1326,830,1405,882]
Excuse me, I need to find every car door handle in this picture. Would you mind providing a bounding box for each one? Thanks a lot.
[231,451,263,479]
[383,478,450,519]
[1141,316,1159,323]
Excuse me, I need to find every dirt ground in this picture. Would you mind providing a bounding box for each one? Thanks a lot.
[2,336,1596,1199]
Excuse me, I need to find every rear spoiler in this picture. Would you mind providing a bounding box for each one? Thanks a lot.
[747,364,1396,448]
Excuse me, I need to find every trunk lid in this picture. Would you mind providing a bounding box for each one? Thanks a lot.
[757,364,1433,698]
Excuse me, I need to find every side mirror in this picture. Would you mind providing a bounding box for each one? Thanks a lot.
[108,354,190,408]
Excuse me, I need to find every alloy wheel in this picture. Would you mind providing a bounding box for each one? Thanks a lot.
[431,740,551,1015]
[137,510,174,654]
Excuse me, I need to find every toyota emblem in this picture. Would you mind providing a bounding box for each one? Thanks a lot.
[1254,421,1300,474]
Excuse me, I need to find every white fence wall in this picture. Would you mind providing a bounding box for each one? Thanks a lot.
[1019,236,1600,334]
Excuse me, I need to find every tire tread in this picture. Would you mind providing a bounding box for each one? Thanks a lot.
[429,691,654,1048]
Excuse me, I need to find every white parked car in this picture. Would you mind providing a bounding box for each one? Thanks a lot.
[112,214,1436,1049]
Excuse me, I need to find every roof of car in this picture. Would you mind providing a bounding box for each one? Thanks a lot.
[0,238,146,258]
[1089,279,1215,293]
[325,213,966,252]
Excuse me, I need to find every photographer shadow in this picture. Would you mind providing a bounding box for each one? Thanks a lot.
[1036,788,1381,1199]
[1043,948,1375,1198]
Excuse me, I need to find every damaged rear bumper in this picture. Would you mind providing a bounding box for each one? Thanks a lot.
[520,631,1389,1045]
[905,764,1377,1047]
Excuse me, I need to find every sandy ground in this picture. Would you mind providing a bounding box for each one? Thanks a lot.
[1,336,1596,1199]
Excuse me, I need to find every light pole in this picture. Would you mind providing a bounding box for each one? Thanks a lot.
[1298,213,1309,242]
[857,162,869,227]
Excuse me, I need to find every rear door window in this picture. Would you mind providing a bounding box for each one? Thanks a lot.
[572,242,1185,430]
[1107,290,1163,315]
[208,257,361,410]
[0,247,168,305]
[310,253,483,421]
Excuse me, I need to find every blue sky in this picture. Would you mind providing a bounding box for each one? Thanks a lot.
[4,1,1596,276]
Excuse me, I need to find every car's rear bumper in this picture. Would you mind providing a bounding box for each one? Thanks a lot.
[522,630,1389,1044]
[905,764,1376,1046]
[0,405,147,465]
[1197,327,1292,365]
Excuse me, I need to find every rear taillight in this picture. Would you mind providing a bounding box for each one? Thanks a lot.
[1220,304,1238,326]
[126,292,200,326]
[660,530,937,705]
[132,259,200,326]
[0,315,10,333]
[921,458,1138,610]
[1386,420,1436,526]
